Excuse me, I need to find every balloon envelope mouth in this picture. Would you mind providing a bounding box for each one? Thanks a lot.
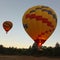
[38,43,42,47]
[34,37,46,47]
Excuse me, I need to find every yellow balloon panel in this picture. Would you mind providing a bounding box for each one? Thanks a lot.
[22,5,57,47]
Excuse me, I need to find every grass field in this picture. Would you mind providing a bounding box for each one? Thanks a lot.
[0,56,60,60]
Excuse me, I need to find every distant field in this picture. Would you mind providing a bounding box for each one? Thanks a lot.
[0,56,60,60]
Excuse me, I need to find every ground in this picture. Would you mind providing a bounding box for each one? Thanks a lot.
[0,56,60,60]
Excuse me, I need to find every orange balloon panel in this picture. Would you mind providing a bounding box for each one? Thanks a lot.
[3,21,13,33]
[22,5,57,47]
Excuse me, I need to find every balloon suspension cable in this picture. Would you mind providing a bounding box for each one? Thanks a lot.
[37,43,43,51]
[38,46,43,51]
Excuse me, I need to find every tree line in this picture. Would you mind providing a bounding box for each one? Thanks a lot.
[0,42,60,57]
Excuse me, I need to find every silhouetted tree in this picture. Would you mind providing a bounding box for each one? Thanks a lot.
[0,42,60,57]
[55,42,60,48]
[54,42,60,56]
[0,45,5,54]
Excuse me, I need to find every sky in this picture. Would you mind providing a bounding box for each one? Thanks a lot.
[0,0,60,48]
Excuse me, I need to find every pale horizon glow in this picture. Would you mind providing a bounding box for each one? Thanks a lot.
[0,0,60,48]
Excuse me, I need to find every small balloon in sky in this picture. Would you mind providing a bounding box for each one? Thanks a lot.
[3,21,13,34]
[22,5,57,47]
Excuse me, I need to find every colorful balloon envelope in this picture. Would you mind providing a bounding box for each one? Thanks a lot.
[22,5,57,47]
[3,21,13,34]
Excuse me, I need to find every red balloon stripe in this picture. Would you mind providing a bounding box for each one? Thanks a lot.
[34,28,54,46]
[25,14,54,28]
[30,14,36,19]
[25,14,30,18]
[41,32,45,35]
[37,29,54,39]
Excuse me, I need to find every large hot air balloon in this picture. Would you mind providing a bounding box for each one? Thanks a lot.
[3,21,13,34]
[22,5,57,47]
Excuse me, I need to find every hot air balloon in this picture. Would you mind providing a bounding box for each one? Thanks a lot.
[22,5,57,47]
[3,21,13,34]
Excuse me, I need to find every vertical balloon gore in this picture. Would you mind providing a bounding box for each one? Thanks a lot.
[3,21,13,34]
[22,5,57,47]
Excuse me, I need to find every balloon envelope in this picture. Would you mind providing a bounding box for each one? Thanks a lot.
[22,5,57,47]
[3,21,13,33]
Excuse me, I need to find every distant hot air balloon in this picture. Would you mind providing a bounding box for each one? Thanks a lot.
[22,5,57,47]
[3,21,13,34]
